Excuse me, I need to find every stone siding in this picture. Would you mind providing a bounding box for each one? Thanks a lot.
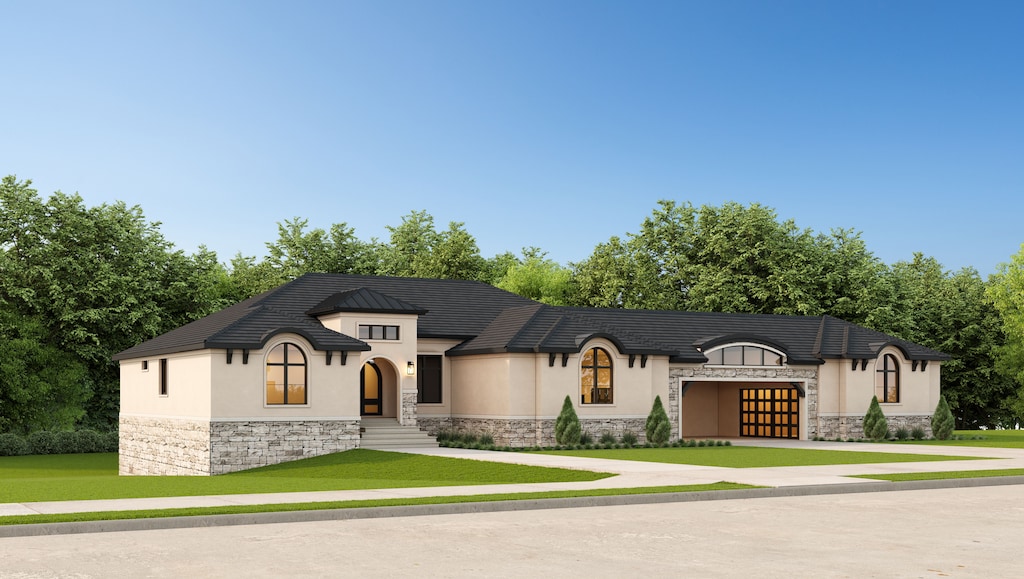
[401,391,418,426]
[119,416,360,476]
[209,420,360,475]
[816,414,933,440]
[425,417,648,447]
[119,416,212,476]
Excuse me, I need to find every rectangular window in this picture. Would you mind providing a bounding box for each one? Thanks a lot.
[141,360,149,371]
[159,358,168,396]
[358,324,400,340]
[417,355,443,404]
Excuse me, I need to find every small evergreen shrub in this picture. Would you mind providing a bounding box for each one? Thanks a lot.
[554,395,582,445]
[911,426,926,440]
[931,395,955,440]
[0,433,30,456]
[435,429,456,444]
[102,430,119,452]
[863,396,889,441]
[77,429,105,453]
[479,433,495,447]
[55,431,81,454]
[894,427,910,441]
[599,432,617,445]
[724,440,732,446]
[645,395,671,445]
[579,431,594,445]
[621,431,638,447]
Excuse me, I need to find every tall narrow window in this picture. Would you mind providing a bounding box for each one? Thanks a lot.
[581,347,613,404]
[875,353,900,403]
[158,358,168,396]
[266,343,307,405]
[417,355,443,404]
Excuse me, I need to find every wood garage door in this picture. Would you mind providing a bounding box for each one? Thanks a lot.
[740,387,799,439]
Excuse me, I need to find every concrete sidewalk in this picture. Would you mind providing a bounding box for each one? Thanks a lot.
[2,440,1023,519]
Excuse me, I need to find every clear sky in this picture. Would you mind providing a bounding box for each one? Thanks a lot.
[2,0,1021,276]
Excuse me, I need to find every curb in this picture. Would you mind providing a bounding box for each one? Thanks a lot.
[3,475,1023,539]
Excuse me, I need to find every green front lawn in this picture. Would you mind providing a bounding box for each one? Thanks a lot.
[537,446,980,468]
[0,450,611,503]
[855,468,1024,482]
[900,429,1024,449]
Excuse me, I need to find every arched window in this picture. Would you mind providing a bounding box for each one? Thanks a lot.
[266,343,307,405]
[875,353,900,403]
[704,344,784,367]
[581,347,613,404]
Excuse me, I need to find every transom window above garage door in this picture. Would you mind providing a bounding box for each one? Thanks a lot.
[704,344,784,367]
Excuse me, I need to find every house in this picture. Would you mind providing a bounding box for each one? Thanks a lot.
[114,273,948,475]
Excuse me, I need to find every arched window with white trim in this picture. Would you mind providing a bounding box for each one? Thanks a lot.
[704,344,785,367]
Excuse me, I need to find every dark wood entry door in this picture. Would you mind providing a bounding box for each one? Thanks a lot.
[740,387,799,438]
[361,361,382,416]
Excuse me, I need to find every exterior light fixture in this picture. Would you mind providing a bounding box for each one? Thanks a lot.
[407,361,415,376]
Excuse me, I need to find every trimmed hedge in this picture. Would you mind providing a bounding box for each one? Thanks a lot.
[0,430,118,456]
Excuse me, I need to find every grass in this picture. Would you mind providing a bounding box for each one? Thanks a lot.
[899,429,1024,449]
[537,446,980,468]
[0,482,756,527]
[854,468,1024,482]
[0,450,611,503]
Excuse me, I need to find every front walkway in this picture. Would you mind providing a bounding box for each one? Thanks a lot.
[2,440,1024,519]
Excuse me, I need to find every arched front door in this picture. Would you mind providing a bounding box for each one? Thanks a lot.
[361,361,382,416]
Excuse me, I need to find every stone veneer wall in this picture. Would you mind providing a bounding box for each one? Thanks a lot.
[119,416,361,475]
[418,417,648,447]
[401,391,418,427]
[209,420,360,475]
[120,416,212,476]
[671,365,820,438]
[816,415,933,440]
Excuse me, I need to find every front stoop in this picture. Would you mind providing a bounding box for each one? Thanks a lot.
[359,417,439,450]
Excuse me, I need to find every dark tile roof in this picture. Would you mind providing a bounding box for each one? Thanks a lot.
[114,274,949,363]
[306,288,428,316]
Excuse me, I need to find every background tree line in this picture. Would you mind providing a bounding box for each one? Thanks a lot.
[2,176,1022,434]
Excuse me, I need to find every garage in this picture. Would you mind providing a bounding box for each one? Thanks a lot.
[680,381,802,439]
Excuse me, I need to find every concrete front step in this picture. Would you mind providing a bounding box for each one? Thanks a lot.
[360,419,438,449]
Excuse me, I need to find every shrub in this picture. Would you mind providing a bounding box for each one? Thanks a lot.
[27,430,60,455]
[554,395,582,445]
[579,431,594,445]
[54,430,81,454]
[894,427,910,441]
[435,429,456,444]
[102,430,119,452]
[76,429,105,453]
[645,395,671,445]
[621,431,638,447]
[862,396,889,441]
[932,396,955,440]
[479,433,495,447]
[0,433,30,456]
[911,426,926,440]
[599,431,617,445]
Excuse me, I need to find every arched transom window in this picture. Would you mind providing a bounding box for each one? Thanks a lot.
[266,342,307,405]
[580,347,613,405]
[704,344,784,367]
[875,353,900,403]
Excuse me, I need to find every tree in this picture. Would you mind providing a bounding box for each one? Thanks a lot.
[377,210,438,277]
[987,243,1024,424]
[645,395,671,444]
[554,395,581,445]
[422,221,486,280]
[862,396,889,441]
[495,248,571,305]
[0,176,229,427]
[931,396,955,440]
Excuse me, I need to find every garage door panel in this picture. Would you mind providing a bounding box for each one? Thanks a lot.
[741,387,799,439]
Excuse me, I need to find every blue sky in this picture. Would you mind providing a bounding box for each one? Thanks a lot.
[2,0,1021,275]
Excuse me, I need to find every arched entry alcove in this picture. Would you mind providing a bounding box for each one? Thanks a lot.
[361,358,399,418]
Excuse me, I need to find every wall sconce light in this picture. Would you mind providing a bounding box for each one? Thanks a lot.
[406,361,415,376]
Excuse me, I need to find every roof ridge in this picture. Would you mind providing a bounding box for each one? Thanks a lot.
[502,304,547,350]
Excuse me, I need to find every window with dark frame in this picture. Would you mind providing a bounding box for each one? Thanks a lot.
[358,324,400,340]
[159,358,168,396]
[142,360,149,371]
[580,347,613,404]
[704,345,783,367]
[266,343,307,405]
[875,353,900,403]
[417,355,443,404]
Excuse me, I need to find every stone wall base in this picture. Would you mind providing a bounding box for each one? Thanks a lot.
[816,415,933,440]
[119,416,212,476]
[119,416,361,476]
[419,417,650,447]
